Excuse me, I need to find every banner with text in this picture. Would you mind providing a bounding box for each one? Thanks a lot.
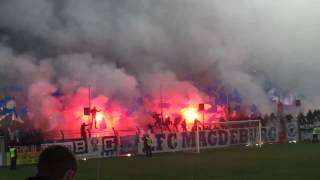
[138,127,278,154]
[41,136,118,159]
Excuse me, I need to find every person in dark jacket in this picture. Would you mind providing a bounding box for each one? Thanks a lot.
[80,122,88,139]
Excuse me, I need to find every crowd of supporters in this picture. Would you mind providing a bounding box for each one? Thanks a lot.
[147,109,320,133]
[297,110,320,126]
[1,109,320,145]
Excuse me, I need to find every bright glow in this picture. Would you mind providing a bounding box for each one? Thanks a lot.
[82,158,87,161]
[127,153,132,157]
[96,112,104,122]
[289,140,297,144]
[181,107,199,124]
[255,143,263,148]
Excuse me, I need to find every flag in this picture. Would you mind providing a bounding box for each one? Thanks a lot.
[0,96,14,109]
[0,96,24,123]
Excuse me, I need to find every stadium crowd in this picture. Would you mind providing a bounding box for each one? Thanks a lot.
[146,109,320,133]
[1,109,320,145]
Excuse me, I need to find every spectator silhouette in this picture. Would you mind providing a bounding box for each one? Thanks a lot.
[26,145,77,180]
[306,110,314,125]
[297,112,306,125]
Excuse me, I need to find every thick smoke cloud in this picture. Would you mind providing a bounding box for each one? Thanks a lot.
[0,45,139,129]
[0,0,320,129]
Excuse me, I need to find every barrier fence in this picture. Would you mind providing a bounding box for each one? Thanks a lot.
[0,120,308,167]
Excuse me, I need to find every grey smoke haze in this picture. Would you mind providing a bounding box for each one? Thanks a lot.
[0,0,320,125]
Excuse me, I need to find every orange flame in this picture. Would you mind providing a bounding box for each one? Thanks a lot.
[181,107,200,124]
[96,112,104,122]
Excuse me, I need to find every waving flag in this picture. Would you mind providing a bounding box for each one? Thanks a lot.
[0,96,24,123]
[0,96,14,109]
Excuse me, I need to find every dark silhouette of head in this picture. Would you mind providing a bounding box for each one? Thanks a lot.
[35,145,77,180]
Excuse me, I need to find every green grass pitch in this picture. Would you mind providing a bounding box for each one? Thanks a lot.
[1,143,320,180]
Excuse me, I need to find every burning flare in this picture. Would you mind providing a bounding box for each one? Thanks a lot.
[181,107,199,124]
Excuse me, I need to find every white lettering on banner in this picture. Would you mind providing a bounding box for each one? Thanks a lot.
[42,139,88,154]
[73,140,88,154]
[261,127,278,143]
[138,127,278,154]
[88,138,100,152]
[84,137,103,158]
[36,126,281,158]
[101,136,117,157]
[41,137,118,158]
